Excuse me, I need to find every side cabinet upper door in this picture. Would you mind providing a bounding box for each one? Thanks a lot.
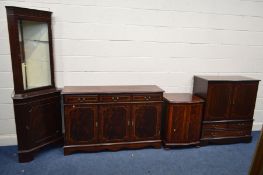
[230,82,259,120]
[28,96,62,147]
[99,104,130,143]
[131,103,162,141]
[64,105,98,145]
[205,83,233,121]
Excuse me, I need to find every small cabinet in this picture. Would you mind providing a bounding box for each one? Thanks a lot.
[163,93,204,147]
[131,103,162,141]
[193,76,260,144]
[99,104,130,143]
[64,105,98,145]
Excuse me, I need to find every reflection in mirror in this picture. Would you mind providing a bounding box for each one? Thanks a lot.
[18,20,51,90]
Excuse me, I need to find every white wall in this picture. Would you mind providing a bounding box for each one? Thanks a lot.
[0,0,263,146]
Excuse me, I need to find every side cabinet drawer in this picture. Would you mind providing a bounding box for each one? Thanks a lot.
[133,94,163,101]
[203,121,253,131]
[64,95,98,104]
[99,95,131,102]
[202,129,251,139]
[202,121,253,139]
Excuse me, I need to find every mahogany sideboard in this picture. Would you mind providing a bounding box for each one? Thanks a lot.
[163,93,204,147]
[193,76,260,145]
[62,85,164,155]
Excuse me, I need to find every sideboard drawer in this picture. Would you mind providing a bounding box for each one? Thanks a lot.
[64,95,98,104]
[100,95,131,102]
[133,94,163,101]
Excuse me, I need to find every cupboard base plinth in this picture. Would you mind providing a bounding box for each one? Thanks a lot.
[18,137,63,163]
[64,140,162,155]
[200,136,252,146]
[163,141,200,148]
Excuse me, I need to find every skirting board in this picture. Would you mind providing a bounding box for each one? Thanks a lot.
[0,123,262,146]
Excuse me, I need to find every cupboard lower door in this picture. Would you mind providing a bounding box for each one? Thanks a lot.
[99,104,130,143]
[131,103,162,141]
[64,104,98,145]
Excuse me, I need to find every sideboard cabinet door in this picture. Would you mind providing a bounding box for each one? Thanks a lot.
[99,104,130,143]
[64,105,98,144]
[131,103,162,141]
[205,83,233,121]
[230,82,259,120]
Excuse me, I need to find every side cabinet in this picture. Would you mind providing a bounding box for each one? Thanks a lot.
[163,93,204,147]
[193,76,260,145]
[62,85,164,155]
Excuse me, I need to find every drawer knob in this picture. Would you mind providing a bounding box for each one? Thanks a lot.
[112,97,114,100]
[73,105,75,108]
[116,97,119,100]
[173,129,176,132]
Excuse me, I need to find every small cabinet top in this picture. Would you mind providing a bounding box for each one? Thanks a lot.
[164,93,204,104]
[62,85,164,95]
[194,75,260,82]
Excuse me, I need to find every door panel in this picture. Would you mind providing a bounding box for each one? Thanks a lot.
[171,105,189,143]
[28,96,62,147]
[231,83,258,120]
[131,103,162,141]
[188,104,203,142]
[205,83,233,121]
[99,104,130,143]
[64,105,98,144]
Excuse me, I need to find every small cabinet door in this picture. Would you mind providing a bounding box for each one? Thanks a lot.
[99,104,130,143]
[131,103,162,141]
[169,104,203,144]
[205,83,233,121]
[27,96,62,147]
[188,104,203,142]
[64,104,98,145]
[230,82,259,120]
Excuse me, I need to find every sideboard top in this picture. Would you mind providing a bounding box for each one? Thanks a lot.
[164,93,205,104]
[195,75,260,82]
[62,85,164,94]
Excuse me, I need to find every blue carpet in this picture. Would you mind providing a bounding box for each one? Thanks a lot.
[0,132,260,175]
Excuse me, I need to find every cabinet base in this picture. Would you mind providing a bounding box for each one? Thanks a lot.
[18,137,63,163]
[200,136,252,146]
[163,141,200,148]
[64,140,162,155]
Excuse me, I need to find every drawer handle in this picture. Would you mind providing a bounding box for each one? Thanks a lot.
[128,121,130,126]
[73,105,75,108]
[116,97,119,100]
[95,122,98,127]
[112,97,114,100]
[173,129,176,132]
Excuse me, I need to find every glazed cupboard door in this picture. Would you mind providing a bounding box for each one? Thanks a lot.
[230,82,259,120]
[131,103,162,141]
[99,104,130,143]
[64,105,98,145]
[204,83,233,121]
